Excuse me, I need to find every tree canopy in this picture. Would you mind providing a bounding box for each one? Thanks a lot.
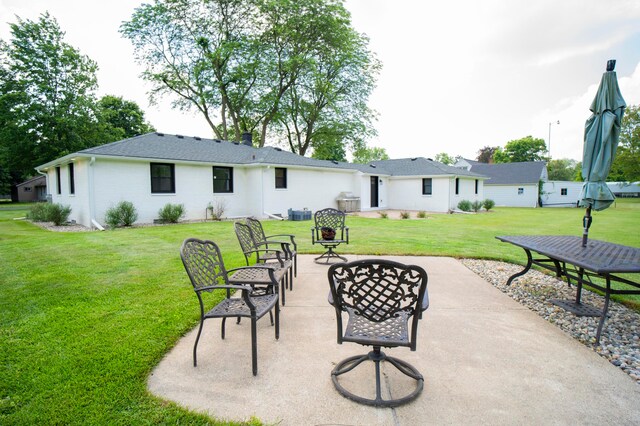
[493,136,548,163]
[547,158,581,181]
[0,12,99,189]
[0,13,155,195]
[610,104,640,182]
[434,152,455,165]
[120,0,379,156]
[476,146,498,163]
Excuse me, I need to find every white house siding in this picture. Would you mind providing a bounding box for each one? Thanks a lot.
[386,176,482,212]
[47,159,92,226]
[485,184,538,207]
[261,166,360,218]
[450,177,484,210]
[541,181,583,207]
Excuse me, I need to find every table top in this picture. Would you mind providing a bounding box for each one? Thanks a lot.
[496,235,640,274]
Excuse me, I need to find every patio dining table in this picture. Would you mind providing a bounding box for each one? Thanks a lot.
[496,235,640,345]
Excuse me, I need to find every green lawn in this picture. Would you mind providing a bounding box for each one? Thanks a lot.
[1,202,638,424]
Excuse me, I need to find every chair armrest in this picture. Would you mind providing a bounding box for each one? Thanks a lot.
[195,284,252,293]
[266,234,297,249]
[247,248,286,266]
[345,227,349,244]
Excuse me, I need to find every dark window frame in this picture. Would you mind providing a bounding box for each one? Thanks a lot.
[56,166,61,195]
[213,166,234,193]
[150,163,176,194]
[518,187,524,195]
[69,163,75,195]
[474,179,478,195]
[455,177,460,195]
[275,167,287,189]
[422,178,433,195]
[561,188,568,196]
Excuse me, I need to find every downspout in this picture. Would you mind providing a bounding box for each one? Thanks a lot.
[88,157,104,231]
[36,169,49,202]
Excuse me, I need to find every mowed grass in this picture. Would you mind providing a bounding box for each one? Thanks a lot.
[1,201,638,424]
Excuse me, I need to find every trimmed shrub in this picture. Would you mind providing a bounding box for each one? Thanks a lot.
[27,203,50,222]
[28,203,71,225]
[417,211,427,219]
[207,199,226,221]
[158,203,185,223]
[48,204,72,226]
[483,199,495,211]
[400,211,410,219]
[471,200,483,212]
[457,200,472,212]
[105,201,138,228]
[378,211,388,219]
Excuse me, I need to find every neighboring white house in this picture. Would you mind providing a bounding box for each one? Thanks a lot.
[36,133,487,228]
[541,181,583,207]
[608,182,640,198]
[455,159,547,207]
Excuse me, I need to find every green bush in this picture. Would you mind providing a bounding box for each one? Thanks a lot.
[483,199,495,211]
[48,204,72,226]
[471,200,483,212]
[105,201,138,228]
[417,211,427,218]
[457,200,472,212]
[27,203,71,225]
[378,211,388,219]
[158,203,185,223]
[27,203,50,222]
[400,211,410,219]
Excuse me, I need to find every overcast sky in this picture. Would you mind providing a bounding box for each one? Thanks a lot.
[1,0,639,162]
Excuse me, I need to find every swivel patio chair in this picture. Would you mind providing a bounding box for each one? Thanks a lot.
[180,238,280,376]
[312,208,349,264]
[327,259,429,407]
[246,216,298,278]
[234,221,293,305]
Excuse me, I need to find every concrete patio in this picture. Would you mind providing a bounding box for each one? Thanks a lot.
[149,255,640,425]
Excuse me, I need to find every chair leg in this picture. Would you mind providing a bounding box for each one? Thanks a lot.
[294,254,297,277]
[275,301,280,340]
[315,246,347,264]
[251,317,258,376]
[331,347,424,407]
[221,317,227,339]
[193,318,205,367]
[281,277,286,306]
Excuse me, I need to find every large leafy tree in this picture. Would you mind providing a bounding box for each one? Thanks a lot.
[547,158,580,181]
[434,152,455,165]
[610,104,640,182]
[0,12,99,187]
[121,0,378,154]
[352,144,389,164]
[97,95,156,142]
[493,136,548,163]
[476,146,499,163]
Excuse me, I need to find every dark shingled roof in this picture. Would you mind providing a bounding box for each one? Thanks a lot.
[468,161,547,185]
[370,158,484,178]
[45,133,486,178]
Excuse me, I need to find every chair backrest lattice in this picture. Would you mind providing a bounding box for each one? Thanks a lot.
[314,208,346,239]
[180,238,229,291]
[246,217,267,246]
[329,261,427,323]
[235,221,260,264]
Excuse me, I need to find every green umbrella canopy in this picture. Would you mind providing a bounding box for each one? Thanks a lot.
[578,64,626,211]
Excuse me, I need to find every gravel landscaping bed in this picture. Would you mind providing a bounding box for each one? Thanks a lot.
[462,258,640,384]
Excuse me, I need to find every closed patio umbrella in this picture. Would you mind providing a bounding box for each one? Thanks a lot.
[578,59,626,247]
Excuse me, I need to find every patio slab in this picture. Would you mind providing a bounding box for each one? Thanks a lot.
[148,255,640,425]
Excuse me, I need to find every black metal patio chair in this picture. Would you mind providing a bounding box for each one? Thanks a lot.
[312,208,349,264]
[180,238,280,376]
[246,216,298,277]
[327,259,429,407]
[234,221,293,305]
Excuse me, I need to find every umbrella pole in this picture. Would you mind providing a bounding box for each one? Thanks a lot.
[582,207,592,247]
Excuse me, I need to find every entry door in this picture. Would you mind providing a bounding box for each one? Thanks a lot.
[370,176,379,208]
